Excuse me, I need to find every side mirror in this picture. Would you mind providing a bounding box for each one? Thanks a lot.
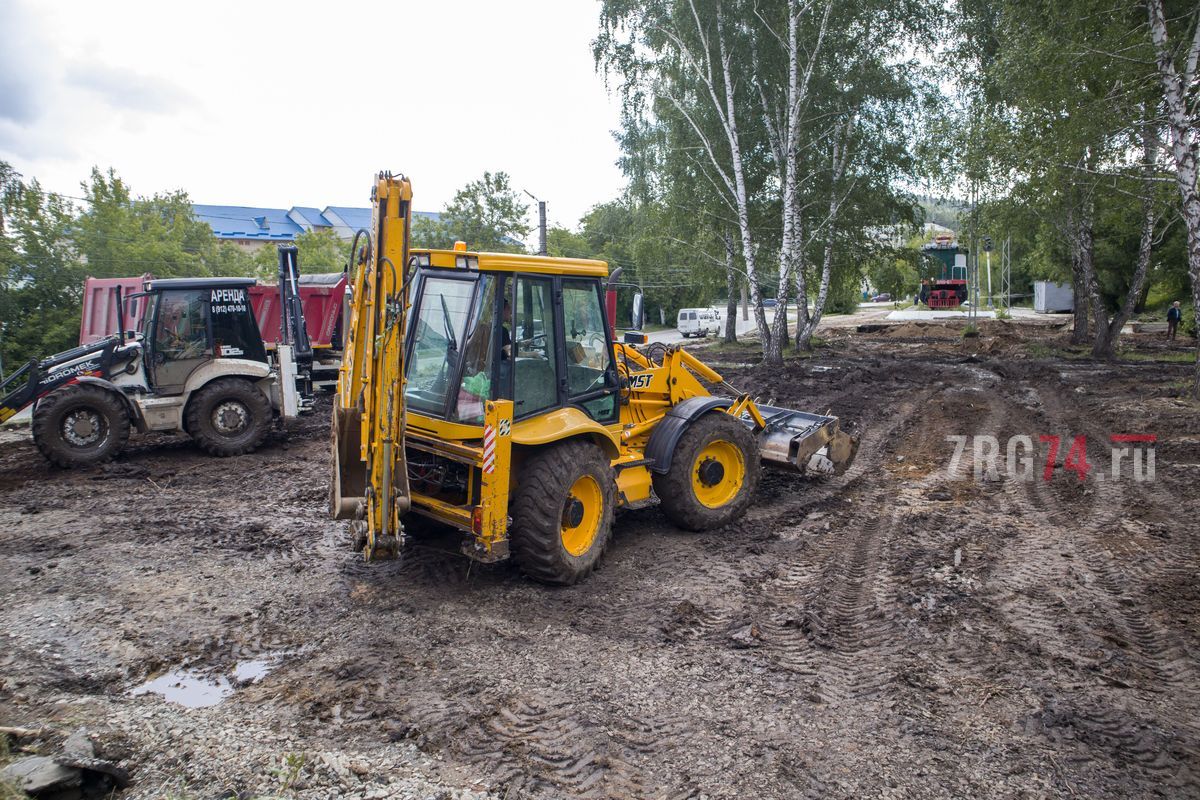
[631,292,644,331]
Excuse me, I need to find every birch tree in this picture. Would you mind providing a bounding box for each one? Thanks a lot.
[1146,0,1200,393]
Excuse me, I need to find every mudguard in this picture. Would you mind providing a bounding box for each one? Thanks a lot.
[645,396,732,474]
[74,376,139,421]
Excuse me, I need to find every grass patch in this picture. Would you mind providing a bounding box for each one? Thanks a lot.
[0,737,25,800]
[270,752,306,796]
[0,779,25,800]
[1117,348,1197,364]
[1023,342,1092,360]
[962,323,979,338]
[706,338,761,354]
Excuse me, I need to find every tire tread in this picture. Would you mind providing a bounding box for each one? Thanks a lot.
[509,439,615,585]
[652,412,761,530]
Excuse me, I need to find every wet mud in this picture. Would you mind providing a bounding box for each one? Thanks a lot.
[1,322,1198,798]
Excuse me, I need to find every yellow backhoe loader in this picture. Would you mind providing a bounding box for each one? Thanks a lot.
[330,173,857,584]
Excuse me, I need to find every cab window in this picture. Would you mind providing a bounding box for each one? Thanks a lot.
[454,275,497,422]
[562,280,616,422]
[511,276,558,418]
[155,290,208,360]
[406,276,475,416]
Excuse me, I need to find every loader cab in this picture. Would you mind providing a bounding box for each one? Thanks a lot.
[138,278,267,394]
[404,250,621,427]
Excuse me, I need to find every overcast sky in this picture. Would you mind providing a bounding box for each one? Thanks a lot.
[0,0,628,237]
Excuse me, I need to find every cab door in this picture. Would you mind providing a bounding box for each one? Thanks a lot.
[148,289,213,394]
[560,279,619,424]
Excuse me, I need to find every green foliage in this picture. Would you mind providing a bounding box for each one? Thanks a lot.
[251,227,347,278]
[0,778,23,800]
[0,162,259,372]
[1,166,82,376]
[412,171,531,253]
[824,257,866,315]
[269,751,307,796]
[75,167,252,279]
[596,0,939,356]
[866,248,920,301]
[949,0,1183,341]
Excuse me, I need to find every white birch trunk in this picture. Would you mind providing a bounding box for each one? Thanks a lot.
[723,230,738,342]
[1148,0,1200,394]
[1095,120,1160,358]
[798,121,850,349]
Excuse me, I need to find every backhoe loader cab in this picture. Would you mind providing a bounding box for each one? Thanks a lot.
[135,278,269,393]
[1,270,312,468]
[331,173,857,585]
[403,252,619,427]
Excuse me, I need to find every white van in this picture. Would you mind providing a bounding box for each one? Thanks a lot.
[677,308,719,338]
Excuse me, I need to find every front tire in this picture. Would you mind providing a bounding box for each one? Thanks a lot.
[185,377,272,456]
[510,439,615,585]
[653,412,761,531]
[32,385,130,468]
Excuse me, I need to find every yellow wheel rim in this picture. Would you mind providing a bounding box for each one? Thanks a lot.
[561,474,603,556]
[692,439,746,509]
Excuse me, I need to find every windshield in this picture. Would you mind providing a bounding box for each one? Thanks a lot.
[405,276,477,416]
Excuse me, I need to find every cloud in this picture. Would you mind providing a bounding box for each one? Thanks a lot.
[64,61,189,114]
[0,0,48,124]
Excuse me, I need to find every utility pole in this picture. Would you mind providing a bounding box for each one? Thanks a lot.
[537,201,547,257]
[983,236,994,308]
[523,190,547,256]
[1001,235,1012,312]
[964,181,974,326]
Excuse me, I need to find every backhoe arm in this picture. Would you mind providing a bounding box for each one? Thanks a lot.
[330,173,413,560]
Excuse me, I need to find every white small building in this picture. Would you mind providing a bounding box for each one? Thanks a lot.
[1034,281,1074,313]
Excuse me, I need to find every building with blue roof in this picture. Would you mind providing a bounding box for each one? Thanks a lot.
[192,204,441,250]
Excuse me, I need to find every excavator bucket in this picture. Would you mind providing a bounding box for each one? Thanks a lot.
[329,397,365,520]
[750,404,858,476]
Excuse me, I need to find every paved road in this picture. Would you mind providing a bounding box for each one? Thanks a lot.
[639,302,1061,345]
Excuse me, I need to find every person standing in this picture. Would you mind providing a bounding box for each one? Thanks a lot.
[1167,300,1182,340]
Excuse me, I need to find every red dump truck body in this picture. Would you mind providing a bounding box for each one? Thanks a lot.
[79,275,155,344]
[79,273,346,350]
[247,273,345,350]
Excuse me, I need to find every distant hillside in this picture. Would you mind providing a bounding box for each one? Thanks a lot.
[917,196,964,232]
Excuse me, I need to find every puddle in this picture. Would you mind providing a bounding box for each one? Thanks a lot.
[231,657,274,684]
[130,669,232,708]
[131,653,290,707]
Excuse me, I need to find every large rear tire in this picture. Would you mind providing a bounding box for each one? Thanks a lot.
[653,412,761,531]
[32,385,130,468]
[185,377,272,456]
[510,439,615,585]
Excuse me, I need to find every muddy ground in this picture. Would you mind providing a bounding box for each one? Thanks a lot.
[2,318,1199,799]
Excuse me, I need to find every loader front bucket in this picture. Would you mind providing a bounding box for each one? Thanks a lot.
[749,404,858,476]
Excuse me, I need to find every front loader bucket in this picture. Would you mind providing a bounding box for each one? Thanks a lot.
[749,404,858,476]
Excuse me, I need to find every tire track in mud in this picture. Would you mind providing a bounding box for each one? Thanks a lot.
[398,692,695,799]
[359,372,944,797]
[990,368,1200,792]
[737,389,950,706]
[1034,378,1197,692]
